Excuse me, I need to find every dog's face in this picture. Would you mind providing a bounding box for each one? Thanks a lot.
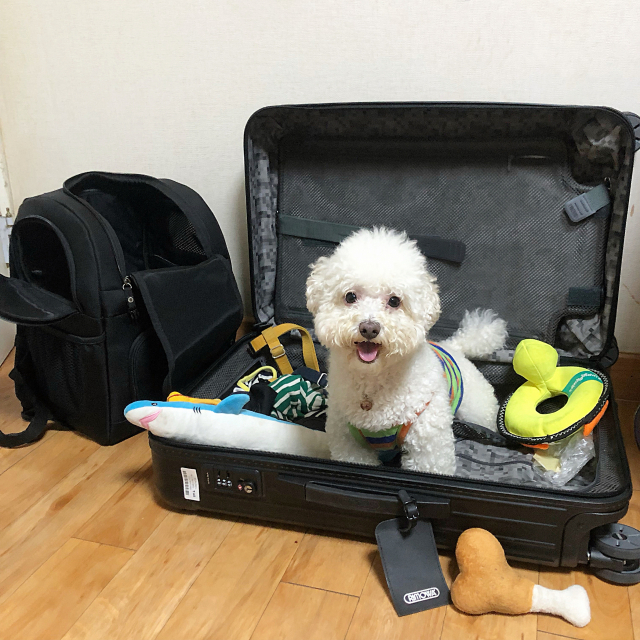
[306,228,441,371]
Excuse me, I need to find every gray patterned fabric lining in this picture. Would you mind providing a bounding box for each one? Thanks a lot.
[454,439,593,489]
[568,113,633,355]
[247,140,278,323]
[245,105,634,360]
[557,313,603,358]
[475,349,516,364]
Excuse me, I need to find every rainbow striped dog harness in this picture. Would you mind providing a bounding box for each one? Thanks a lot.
[429,341,464,415]
[348,342,464,463]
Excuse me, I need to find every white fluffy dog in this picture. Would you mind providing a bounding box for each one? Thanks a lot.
[305,228,507,475]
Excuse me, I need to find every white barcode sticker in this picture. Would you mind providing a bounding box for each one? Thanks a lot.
[180,467,200,501]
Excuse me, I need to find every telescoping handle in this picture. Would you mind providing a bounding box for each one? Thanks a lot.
[304,482,450,519]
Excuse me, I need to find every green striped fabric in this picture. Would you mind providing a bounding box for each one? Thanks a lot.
[269,375,327,421]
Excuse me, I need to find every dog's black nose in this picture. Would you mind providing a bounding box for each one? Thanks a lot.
[359,321,380,340]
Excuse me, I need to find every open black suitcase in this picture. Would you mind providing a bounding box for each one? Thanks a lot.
[149,103,640,584]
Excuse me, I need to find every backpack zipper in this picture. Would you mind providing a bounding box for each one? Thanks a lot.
[84,213,138,320]
[71,194,139,321]
[122,276,139,321]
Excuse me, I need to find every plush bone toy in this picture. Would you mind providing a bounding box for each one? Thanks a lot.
[451,528,590,627]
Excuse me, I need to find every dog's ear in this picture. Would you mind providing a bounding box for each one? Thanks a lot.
[306,256,330,316]
[414,268,441,331]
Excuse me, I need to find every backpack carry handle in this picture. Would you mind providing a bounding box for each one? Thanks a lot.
[0,274,78,325]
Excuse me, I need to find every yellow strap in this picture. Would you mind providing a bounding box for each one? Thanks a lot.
[250,323,320,375]
[237,366,278,391]
[167,391,221,405]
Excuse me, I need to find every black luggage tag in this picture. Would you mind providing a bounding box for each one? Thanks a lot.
[375,493,450,616]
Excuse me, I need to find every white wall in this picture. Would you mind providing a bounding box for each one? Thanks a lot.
[1,0,639,351]
[0,127,15,363]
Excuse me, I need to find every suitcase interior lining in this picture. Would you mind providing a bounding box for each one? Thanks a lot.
[246,105,634,360]
[275,137,606,350]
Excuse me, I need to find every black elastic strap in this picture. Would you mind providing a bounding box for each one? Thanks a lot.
[279,216,466,264]
[293,366,328,389]
[452,420,510,447]
[567,286,602,308]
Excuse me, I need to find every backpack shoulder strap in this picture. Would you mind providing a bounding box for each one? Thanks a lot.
[0,367,52,448]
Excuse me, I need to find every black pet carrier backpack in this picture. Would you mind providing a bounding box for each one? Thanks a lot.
[0,172,243,447]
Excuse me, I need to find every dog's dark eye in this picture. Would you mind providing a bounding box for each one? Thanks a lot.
[387,296,401,308]
[345,291,357,304]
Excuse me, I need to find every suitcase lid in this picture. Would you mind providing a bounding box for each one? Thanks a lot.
[244,103,637,364]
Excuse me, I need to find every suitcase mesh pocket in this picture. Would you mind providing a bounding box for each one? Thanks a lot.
[276,138,607,347]
[189,337,262,400]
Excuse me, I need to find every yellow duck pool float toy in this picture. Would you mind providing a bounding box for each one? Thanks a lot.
[497,339,609,449]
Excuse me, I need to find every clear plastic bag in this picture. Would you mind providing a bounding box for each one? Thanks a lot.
[533,430,595,487]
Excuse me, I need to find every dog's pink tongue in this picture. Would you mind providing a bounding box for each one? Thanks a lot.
[357,342,380,362]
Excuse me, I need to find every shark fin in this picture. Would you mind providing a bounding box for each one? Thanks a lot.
[213,394,250,415]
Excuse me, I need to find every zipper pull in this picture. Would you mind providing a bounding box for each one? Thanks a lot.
[122,276,139,321]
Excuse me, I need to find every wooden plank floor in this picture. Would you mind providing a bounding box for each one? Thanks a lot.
[0,349,638,640]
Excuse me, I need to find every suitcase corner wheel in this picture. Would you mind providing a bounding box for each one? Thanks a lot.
[588,523,640,584]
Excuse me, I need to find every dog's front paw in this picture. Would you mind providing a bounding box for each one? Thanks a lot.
[330,448,382,467]
[402,454,456,476]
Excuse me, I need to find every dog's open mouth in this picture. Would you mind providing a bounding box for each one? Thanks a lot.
[355,341,381,363]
